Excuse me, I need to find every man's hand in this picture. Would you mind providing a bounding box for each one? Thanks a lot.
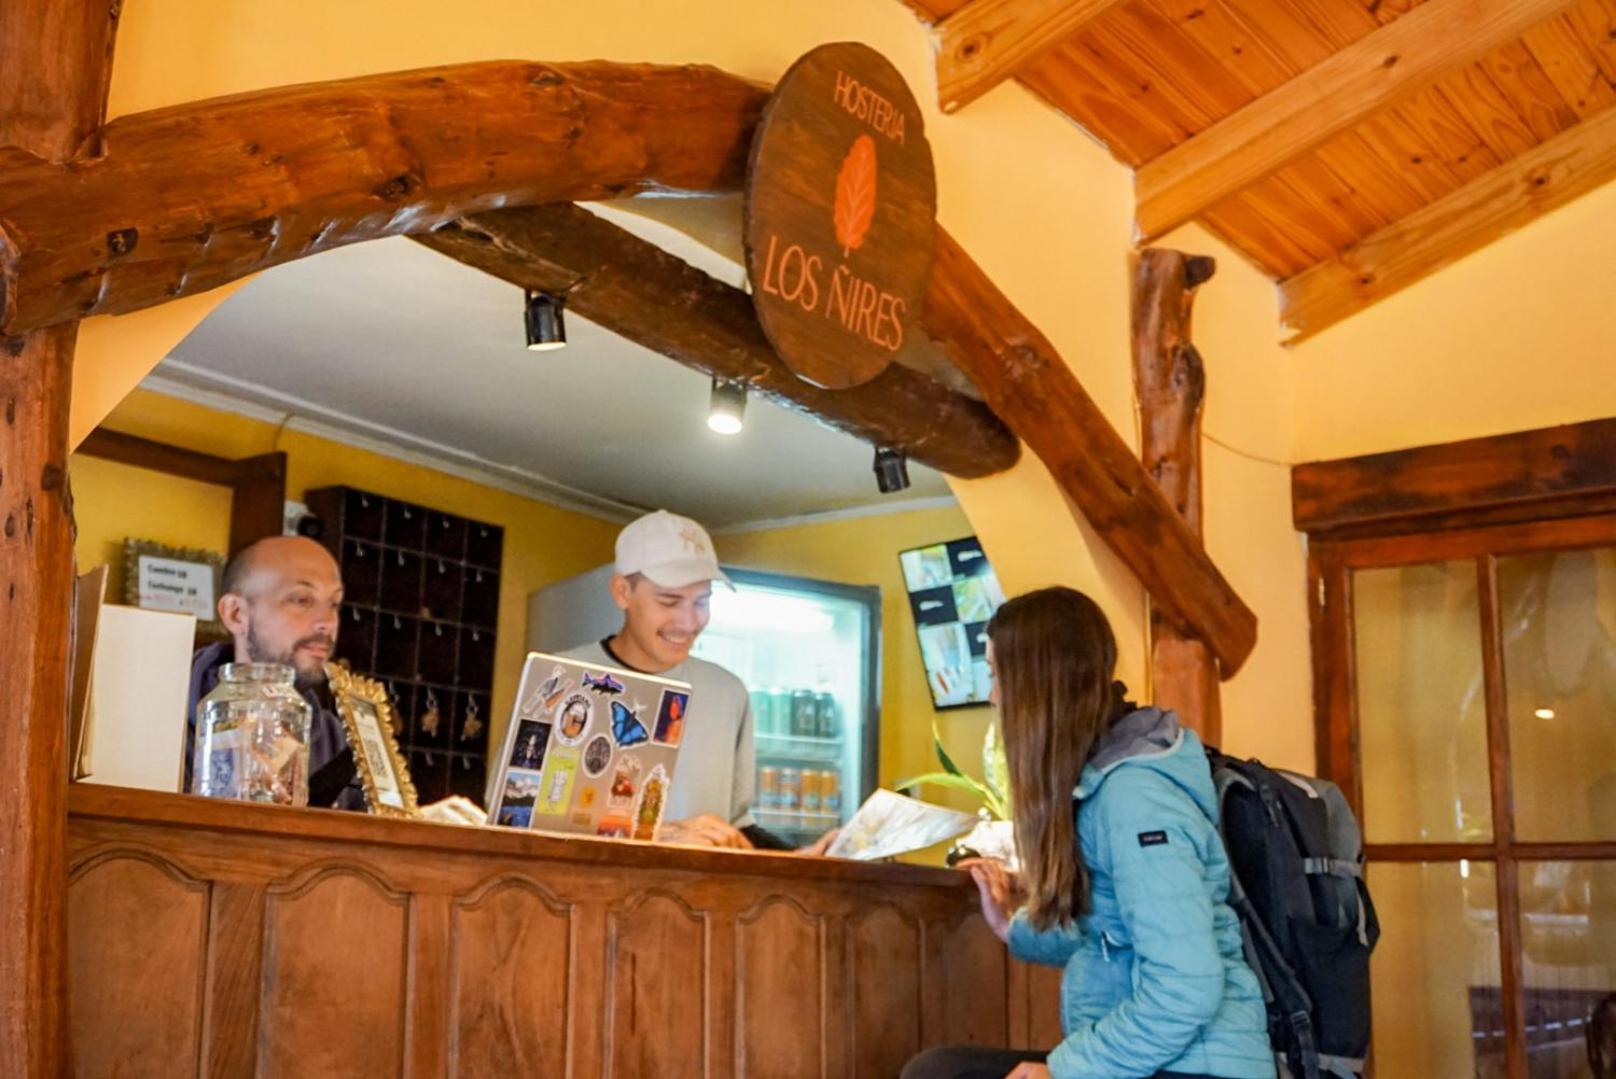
[797,828,842,857]
[659,814,753,849]
[1004,1063,1050,1078]
[957,857,1021,944]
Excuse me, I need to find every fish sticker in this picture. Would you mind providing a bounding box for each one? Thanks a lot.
[583,671,626,696]
[610,699,649,748]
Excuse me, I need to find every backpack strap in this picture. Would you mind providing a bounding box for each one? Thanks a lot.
[1301,857,1362,879]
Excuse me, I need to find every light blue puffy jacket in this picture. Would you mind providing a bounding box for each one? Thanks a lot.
[1007,708,1274,1079]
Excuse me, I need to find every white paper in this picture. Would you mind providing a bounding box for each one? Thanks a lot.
[82,605,195,792]
[826,788,978,861]
[137,555,215,620]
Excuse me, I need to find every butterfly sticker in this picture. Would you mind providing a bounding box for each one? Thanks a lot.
[610,700,649,748]
[584,672,626,696]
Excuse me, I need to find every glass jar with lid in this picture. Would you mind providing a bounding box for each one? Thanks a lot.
[191,662,313,806]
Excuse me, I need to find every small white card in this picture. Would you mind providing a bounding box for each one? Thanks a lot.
[136,555,216,620]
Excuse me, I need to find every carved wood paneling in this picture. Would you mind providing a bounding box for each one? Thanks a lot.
[68,850,209,1078]
[735,896,826,1079]
[924,913,1010,1049]
[605,890,709,1079]
[449,875,575,1077]
[259,864,411,1079]
[847,905,924,1077]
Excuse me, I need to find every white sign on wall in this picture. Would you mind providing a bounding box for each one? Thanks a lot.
[136,555,216,620]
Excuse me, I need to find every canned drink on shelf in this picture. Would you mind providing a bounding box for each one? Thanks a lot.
[758,766,781,811]
[749,691,771,736]
[801,769,821,814]
[779,767,802,812]
[767,688,792,736]
[814,692,839,738]
[790,689,817,737]
[819,769,841,815]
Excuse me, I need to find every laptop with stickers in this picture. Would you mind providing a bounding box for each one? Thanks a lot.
[489,651,691,841]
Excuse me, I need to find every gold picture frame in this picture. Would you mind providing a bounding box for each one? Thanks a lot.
[121,537,228,639]
[327,663,419,818]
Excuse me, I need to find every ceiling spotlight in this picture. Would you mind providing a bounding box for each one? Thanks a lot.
[524,290,567,351]
[874,447,910,493]
[708,378,747,435]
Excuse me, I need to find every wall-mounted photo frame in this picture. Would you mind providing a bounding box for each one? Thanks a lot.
[121,538,227,639]
[327,663,419,818]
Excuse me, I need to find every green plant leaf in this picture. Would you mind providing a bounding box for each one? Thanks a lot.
[932,720,967,779]
[893,771,1009,821]
[983,721,1012,810]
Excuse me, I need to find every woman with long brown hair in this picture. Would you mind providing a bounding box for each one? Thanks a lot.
[903,587,1272,1079]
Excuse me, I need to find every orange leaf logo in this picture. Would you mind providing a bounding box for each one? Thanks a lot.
[833,134,878,257]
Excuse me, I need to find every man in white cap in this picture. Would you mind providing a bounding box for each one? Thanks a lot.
[566,510,829,851]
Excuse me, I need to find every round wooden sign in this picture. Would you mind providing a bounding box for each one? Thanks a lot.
[744,43,937,390]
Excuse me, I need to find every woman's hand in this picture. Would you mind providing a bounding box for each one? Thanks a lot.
[958,857,1020,943]
[1003,1063,1050,1078]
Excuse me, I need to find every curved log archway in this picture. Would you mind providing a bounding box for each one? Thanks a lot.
[0,58,1256,672]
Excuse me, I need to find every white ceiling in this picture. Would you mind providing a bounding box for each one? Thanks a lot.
[161,205,950,529]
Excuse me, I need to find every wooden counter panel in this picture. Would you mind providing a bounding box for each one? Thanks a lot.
[66,787,1045,1078]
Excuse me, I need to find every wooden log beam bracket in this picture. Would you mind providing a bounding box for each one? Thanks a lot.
[924,228,1258,676]
[0,61,771,338]
[932,0,1128,114]
[412,203,1021,479]
[1131,248,1222,740]
[0,0,122,1074]
[1132,0,1580,242]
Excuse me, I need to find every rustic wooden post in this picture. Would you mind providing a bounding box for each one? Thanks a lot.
[1131,248,1222,742]
[0,1,120,1073]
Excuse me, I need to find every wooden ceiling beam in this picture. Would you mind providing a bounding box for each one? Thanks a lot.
[1280,100,1616,341]
[0,61,768,338]
[933,0,1128,114]
[924,227,1258,676]
[413,205,1021,480]
[1133,0,1579,241]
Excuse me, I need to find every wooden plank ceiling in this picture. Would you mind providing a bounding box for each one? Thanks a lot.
[901,0,1616,340]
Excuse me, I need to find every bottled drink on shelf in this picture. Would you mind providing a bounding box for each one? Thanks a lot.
[819,769,841,815]
[801,769,821,814]
[779,767,802,812]
[767,687,792,736]
[814,691,839,738]
[790,689,818,737]
[758,766,780,811]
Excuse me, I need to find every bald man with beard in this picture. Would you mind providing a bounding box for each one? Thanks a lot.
[184,536,364,810]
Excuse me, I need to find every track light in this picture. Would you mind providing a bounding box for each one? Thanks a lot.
[873,447,910,493]
[708,378,747,435]
[524,290,566,351]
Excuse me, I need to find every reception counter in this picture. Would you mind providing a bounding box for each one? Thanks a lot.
[66,786,1061,1077]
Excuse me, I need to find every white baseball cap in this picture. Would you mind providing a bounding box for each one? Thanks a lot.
[615,510,733,589]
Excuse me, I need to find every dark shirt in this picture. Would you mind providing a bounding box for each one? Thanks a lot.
[185,642,364,810]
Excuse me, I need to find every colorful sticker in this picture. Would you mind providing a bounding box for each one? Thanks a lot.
[583,671,625,696]
[578,786,599,809]
[572,811,597,827]
[609,699,650,748]
[582,734,613,777]
[536,751,579,815]
[595,814,633,838]
[653,689,689,748]
[633,764,670,841]
[497,769,543,829]
[519,664,567,721]
[554,692,593,747]
[607,755,641,811]
[497,805,533,829]
[508,719,551,771]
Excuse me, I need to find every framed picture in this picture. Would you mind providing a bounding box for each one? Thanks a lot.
[327,663,419,817]
[122,538,227,638]
[897,536,1007,710]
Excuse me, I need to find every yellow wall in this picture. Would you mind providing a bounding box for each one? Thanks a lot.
[74,388,621,728]
[714,503,992,811]
[1292,179,1616,462]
